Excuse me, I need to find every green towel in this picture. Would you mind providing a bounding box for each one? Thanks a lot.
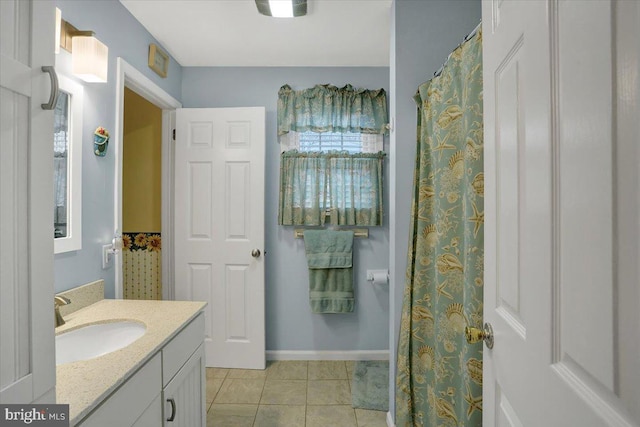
[303,230,354,313]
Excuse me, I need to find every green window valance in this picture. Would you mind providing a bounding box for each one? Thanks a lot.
[277,84,388,136]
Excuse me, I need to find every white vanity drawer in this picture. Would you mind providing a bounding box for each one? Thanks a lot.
[162,313,204,387]
[79,353,161,427]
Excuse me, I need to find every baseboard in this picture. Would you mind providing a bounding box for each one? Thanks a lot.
[386,411,395,427]
[266,350,389,361]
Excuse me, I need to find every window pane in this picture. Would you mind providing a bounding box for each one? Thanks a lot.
[299,131,363,154]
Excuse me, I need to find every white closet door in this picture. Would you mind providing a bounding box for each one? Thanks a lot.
[0,0,56,403]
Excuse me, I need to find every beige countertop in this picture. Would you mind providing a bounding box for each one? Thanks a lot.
[55,299,206,425]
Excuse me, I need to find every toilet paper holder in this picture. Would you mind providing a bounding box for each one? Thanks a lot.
[366,269,389,284]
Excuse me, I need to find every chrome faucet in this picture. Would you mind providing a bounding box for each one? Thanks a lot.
[54,296,71,327]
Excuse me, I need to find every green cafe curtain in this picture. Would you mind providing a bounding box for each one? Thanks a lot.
[277,84,388,136]
[278,150,385,226]
[396,27,483,427]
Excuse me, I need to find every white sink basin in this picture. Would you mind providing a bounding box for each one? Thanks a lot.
[56,321,146,365]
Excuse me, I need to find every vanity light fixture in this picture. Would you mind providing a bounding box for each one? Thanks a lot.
[72,35,108,83]
[255,0,307,18]
[58,18,108,83]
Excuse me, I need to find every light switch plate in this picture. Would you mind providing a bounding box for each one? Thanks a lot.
[102,244,113,269]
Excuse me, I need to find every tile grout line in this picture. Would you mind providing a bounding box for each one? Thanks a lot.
[256,367,269,426]
[348,360,357,427]
[206,368,227,414]
[212,370,228,406]
[304,362,309,426]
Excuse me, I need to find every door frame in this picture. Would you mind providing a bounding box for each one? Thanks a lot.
[114,58,181,300]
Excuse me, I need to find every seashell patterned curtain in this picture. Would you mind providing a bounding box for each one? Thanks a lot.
[395,27,484,426]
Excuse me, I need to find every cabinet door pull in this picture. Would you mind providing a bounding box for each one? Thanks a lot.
[166,398,176,422]
[41,66,59,110]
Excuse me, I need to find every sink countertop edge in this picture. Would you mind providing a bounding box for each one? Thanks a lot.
[55,299,207,426]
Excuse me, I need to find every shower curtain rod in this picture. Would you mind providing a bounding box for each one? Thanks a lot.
[431,21,482,80]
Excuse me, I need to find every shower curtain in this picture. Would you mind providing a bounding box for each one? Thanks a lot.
[396,27,483,427]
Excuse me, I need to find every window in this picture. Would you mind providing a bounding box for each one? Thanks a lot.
[280,131,384,154]
[300,131,361,153]
[277,84,388,226]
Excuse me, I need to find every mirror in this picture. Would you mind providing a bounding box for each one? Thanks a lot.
[54,91,70,238]
[54,74,83,254]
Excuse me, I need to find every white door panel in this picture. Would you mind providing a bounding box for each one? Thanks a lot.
[175,107,265,369]
[483,0,639,425]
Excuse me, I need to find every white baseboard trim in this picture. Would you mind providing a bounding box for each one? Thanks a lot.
[266,350,389,361]
[386,411,395,427]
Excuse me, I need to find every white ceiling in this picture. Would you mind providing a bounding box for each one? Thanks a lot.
[119,0,392,67]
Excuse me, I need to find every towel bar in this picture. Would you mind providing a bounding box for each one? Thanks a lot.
[294,228,369,239]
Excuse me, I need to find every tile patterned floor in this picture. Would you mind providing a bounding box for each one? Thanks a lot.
[206,361,388,427]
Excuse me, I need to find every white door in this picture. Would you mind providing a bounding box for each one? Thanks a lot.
[0,0,56,403]
[175,107,265,369]
[483,0,639,425]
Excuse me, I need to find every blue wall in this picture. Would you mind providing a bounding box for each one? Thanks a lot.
[388,0,481,419]
[182,67,390,352]
[53,0,182,297]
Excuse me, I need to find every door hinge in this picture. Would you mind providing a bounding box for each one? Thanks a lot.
[172,129,176,141]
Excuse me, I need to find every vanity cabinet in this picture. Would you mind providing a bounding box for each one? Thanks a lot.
[163,345,205,427]
[80,354,162,427]
[78,313,205,427]
[132,394,162,427]
[162,313,206,427]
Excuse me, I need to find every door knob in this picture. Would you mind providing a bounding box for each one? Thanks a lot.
[251,249,261,258]
[465,322,494,349]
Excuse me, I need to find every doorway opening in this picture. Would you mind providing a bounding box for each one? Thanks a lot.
[114,58,181,300]
[122,88,163,299]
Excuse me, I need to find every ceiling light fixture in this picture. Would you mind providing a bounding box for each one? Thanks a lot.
[255,0,307,18]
